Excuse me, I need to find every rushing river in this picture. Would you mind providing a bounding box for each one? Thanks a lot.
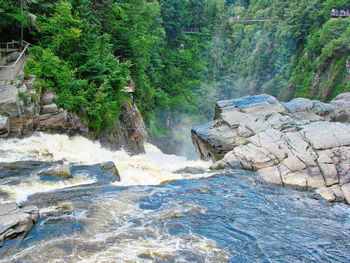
[0,133,349,263]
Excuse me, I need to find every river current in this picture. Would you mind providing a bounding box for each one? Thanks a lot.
[0,133,349,262]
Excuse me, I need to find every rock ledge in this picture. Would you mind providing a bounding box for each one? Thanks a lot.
[0,202,39,246]
[192,93,350,203]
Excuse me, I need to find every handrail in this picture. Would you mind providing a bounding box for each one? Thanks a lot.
[235,19,272,22]
[0,41,31,68]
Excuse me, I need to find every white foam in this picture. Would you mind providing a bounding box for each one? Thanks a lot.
[0,132,211,202]
[0,173,96,203]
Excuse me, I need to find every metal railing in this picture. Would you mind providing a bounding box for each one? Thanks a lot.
[0,40,31,68]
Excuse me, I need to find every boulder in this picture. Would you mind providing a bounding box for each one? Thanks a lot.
[42,90,57,105]
[98,161,120,179]
[0,202,39,247]
[331,92,350,122]
[42,103,58,114]
[17,84,27,94]
[72,162,120,183]
[193,93,350,204]
[24,77,36,90]
[0,115,9,137]
[38,165,72,180]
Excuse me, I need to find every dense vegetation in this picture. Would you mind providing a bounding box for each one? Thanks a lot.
[205,0,350,102]
[1,0,349,154]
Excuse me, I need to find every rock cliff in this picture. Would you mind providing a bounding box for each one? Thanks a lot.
[96,102,148,154]
[0,77,88,137]
[192,93,350,203]
[0,77,147,154]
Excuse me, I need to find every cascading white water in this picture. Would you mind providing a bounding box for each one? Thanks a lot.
[0,132,211,203]
[1,133,350,263]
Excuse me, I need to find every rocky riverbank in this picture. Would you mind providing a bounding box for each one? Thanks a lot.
[0,77,147,154]
[0,76,148,245]
[0,160,121,246]
[192,93,350,204]
[0,202,39,247]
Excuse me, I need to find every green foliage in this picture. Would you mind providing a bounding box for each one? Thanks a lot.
[4,0,350,150]
[0,0,27,32]
[195,0,350,103]
[16,0,215,139]
[292,14,350,100]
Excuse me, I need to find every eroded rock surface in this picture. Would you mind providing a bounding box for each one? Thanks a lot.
[96,103,148,154]
[192,93,350,203]
[0,202,39,246]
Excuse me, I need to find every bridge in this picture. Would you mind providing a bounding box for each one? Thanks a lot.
[184,28,200,34]
[331,9,350,18]
[230,17,272,23]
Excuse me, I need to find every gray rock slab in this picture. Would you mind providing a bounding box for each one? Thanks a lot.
[0,202,39,246]
[193,93,350,204]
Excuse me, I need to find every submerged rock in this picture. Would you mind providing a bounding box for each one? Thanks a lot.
[192,93,350,204]
[72,162,121,183]
[0,202,39,247]
[174,167,208,175]
[38,165,73,180]
[98,161,120,180]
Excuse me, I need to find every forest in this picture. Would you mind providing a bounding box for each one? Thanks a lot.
[1,0,349,154]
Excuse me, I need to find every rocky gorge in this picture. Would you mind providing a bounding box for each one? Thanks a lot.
[0,76,148,245]
[192,93,350,204]
[0,77,148,154]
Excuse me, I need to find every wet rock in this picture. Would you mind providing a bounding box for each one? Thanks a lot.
[0,202,39,247]
[192,93,350,204]
[38,165,72,180]
[73,162,120,183]
[174,167,208,174]
[0,115,9,137]
[98,161,120,179]
[0,161,56,186]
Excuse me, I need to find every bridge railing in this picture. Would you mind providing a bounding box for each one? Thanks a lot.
[184,28,200,34]
[331,10,350,17]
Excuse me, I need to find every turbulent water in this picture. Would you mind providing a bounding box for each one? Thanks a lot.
[0,133,349,262]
